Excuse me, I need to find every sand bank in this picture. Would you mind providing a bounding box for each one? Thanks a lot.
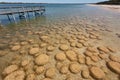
[89,4,120,12]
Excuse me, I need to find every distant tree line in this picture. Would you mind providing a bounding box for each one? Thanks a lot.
[110,0,120,2]
[97,0,120,5]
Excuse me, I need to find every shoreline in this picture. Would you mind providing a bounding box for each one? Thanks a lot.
[89,4,120,13]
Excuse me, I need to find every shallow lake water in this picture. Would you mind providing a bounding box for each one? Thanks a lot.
[0,4,120,80]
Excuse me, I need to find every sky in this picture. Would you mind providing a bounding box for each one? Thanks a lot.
[0,0,107,3]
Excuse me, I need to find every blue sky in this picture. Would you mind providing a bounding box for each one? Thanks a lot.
[0,0,107,3]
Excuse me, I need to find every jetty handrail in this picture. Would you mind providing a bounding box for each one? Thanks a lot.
[0,6,45,15]
[0,5,45,24]
[0,6,45,9]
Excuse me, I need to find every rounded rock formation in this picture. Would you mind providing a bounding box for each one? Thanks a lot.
[4,70,25,80]
[45,68,56,78]
[69,63,81,74]
[42,78,52,80]
[21,59,30,67]
[107,61,120,74]
[29,48,39,55]
[35,66,45,74]
[59,44,69,51]
[2,65,18,75]
[35,54,49,65]
[11,45,21,51]
[81,70,90,79]
[109,54,120,63]
[66,50,77,61]
[90,66,105,79]
[26,73,35,80]
[55,53,66,61]
[97,46,109,53]
[60,65,69,74]
[47,46,55,51]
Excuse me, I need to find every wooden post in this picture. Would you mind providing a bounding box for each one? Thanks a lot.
[40,6,45,15]
[32,7,35,17]
[9,7,17,23]
[0,20,2,27]
[0,6,46,24]
[27,12,30,18]
[7,14,11,22]
[12,14,17,23]
[22,7,27,21]
[18,8,22,19]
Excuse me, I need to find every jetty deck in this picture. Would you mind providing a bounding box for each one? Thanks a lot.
[0,6,45,23]
[0,6,45,15]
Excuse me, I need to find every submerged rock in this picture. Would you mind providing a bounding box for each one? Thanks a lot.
[98,53,108,60]
[85,57,95,66]
[35,54,49,65]
[29,48,39,55]
[87,47,98,53]
[66,50,77,61]
[70,42,76,47]
[26,73,36,80]
[90,66,105,79]
[11,45,21,51]
[69,63,81,74]
[40,43,47,48]
[81,70,90,79]
[90,55,99,62]
[107,47,116,52]
[76,43,83,48]
[47,46,55,51]
[55,53,66,61]
[84,51,93,57]
[59,44,69,51]
[21,59,30,67]
[109,54,120,63]
[78,55,85,64]
[35,66,45,74]
[0,51,7,56]
[2,65,18,75]
[97,46,109,53]
[107,61,120,74]
[60,65,69,74]
[56,62,63,70]
[4,70,25,80]
[42,78,52,80]
[45,68,56,78]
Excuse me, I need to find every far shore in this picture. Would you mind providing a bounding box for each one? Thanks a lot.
[89,4,120,13]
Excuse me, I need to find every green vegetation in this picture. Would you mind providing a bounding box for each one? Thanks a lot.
[97,0,120,5]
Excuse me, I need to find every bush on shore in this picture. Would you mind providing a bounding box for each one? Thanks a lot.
[97,0,120,5]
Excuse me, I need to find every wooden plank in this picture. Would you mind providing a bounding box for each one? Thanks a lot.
[0,6,45,9]
[0,6,45,15]
[0,6,45,23]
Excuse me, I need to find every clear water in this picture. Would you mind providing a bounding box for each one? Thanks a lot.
[0,4,120,80]
[0,4,120,27]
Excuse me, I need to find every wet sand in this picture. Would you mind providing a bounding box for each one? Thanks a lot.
[0,16,120,80]
[90,4,120,12]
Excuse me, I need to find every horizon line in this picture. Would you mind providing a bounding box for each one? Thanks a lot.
[0,2,95,4]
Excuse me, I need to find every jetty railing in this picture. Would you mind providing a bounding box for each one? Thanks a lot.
[0,6,45,23]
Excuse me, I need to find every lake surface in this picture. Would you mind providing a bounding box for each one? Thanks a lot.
[0,3,120,80]
[0,3,120,29]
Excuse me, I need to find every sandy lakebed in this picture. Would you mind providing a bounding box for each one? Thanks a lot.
[89,4,120,13]
[0,4,120,80]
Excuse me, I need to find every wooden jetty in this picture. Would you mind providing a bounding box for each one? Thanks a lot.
[0,6,45,23]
